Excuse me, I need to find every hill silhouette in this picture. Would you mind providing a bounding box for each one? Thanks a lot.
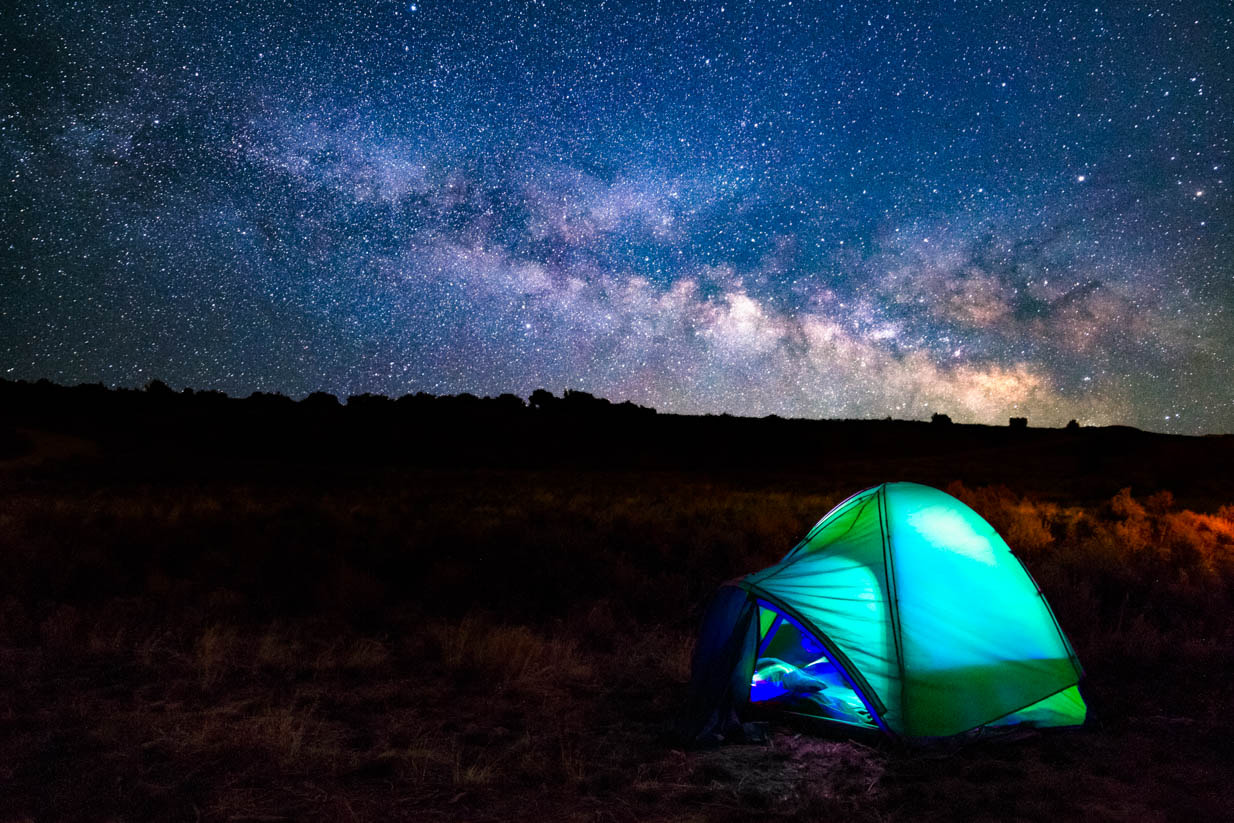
[2,377,1232,507]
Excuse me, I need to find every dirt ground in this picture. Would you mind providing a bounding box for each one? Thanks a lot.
[2,415,1233,820]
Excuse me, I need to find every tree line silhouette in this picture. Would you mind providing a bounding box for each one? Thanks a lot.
[1,377,1229,504]
[2,378,656,422]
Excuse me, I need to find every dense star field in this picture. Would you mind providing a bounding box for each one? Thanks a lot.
[2,1,1231,432]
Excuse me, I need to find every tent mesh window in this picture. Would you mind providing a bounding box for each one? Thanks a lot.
[750,600,876,728]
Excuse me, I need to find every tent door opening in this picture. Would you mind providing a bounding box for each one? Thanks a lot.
[750,600,876,729]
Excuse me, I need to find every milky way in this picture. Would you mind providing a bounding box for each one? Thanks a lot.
[2,2,1231,432]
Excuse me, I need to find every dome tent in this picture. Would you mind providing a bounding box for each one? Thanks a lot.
[679,482,1086,743]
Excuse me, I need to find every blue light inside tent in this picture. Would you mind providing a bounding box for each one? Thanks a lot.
[750,663,792,702]
[749,599,882,729]
[751,601,828,703]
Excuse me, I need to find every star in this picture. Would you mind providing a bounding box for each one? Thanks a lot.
[1,0,1229,433]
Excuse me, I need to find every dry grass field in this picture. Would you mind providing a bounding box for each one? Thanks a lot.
[2,387,1233,820]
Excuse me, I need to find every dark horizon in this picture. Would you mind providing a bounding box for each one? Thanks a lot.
[7,374,1234,441]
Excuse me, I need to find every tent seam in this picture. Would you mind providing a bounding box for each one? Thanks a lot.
[782,490,879,563]
[880,482,909,735]
[1009,553,1087,680]
[748,495,878,584]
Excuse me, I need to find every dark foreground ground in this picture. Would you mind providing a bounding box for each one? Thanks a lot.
[2,383,1233,821]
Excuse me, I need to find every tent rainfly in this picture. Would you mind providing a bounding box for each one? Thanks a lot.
[679,482,1087,743]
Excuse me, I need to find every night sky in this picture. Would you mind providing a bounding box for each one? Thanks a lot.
[3,2,1231,432]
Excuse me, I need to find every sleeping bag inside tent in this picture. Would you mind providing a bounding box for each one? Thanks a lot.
[679,482,1086,743]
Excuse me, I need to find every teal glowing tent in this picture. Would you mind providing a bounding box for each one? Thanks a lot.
[679,482,1086,742]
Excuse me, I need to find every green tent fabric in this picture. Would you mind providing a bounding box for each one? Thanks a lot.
[681,482,1086,742]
